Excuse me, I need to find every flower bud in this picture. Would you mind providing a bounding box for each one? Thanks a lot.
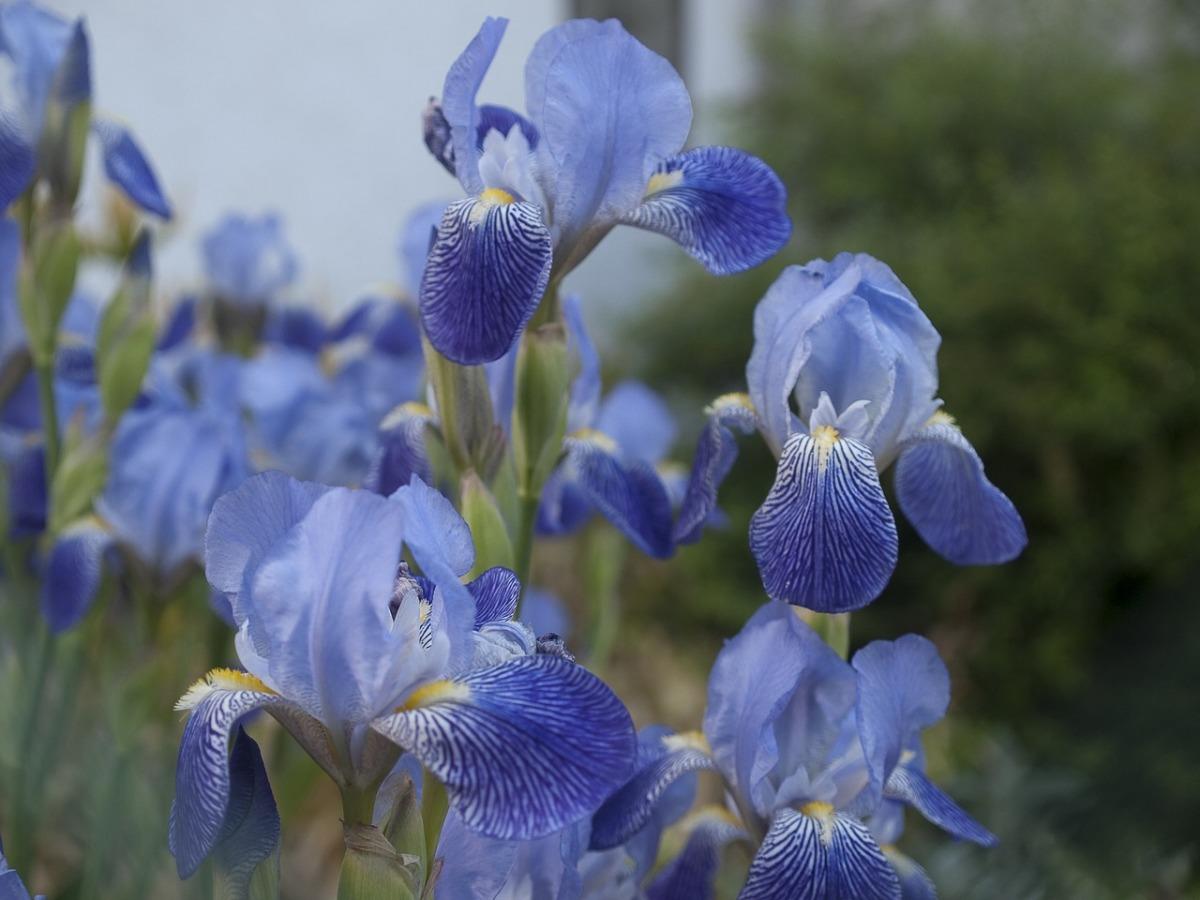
[512,322,569,499]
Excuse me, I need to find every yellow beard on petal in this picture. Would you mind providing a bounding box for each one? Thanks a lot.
[399,679,471,712]
[645,169,684,196]
[175,668,276,711]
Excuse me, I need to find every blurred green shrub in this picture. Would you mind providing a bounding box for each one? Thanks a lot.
[622,0,1200,893]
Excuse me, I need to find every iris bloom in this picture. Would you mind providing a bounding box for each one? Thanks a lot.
[420,16,791,364]
[201,213,297,309]
[679,253,1026,611]
[169,471,636,878]
[0,838,43,900]
[435,725,743,900]
[0,0,170,216]
[593,601,996,899]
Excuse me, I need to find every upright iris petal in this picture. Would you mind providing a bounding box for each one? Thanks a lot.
[440,16,508,195]
[91,118,172,218]
[621,146,791,274]
[750,426,898,612]
[675,394,757,545]
[419,193,552,365]
[40,520,112,633]
[894,414,1026,565]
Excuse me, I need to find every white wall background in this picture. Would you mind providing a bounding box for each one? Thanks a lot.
[52,0,758,327]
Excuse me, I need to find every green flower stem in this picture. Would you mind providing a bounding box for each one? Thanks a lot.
[341,783,380,828]
[512,491,540,617]
[34,356,61,478]
[797,609,851,659]
[420,768,449,868]
[584,525,627,676]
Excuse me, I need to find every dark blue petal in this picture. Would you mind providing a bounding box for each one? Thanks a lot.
[674,395,757,545]
[263,306,327,354]
[157,297,196,351]
[40,522,111,633]
[0,110,34,211]
[590,730,714,851]
[169,675,285,878]
[420,195,552,365]
[739,808,825,900]
[564,433,674,558]
[476,103,538,150]
[440,17,507,194]
[828,813,902,899]
[212,728,280,893]
[851,635,949,807]
[646,809,746,900]
[92,119,172,219]
[468,566,520,628]
[364,403,434,496]
[534,466,594,536]
[750,430,898,611]
[6,441,46,538]
[622,146,790,275]
[883,766,996,847]
[894,417,1026,566]
[884,848,937,900]
[372,654,636,840]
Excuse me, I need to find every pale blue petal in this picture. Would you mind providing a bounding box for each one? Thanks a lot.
[563,294,599,433]
[750,430,898,611]
[212,728,280,894]
[884,848,937,900]
[0,110,34,211]
[0,219,24,364]
[674,398,757,545]
[441,17,507,194]
[703,602,856,825]
[0,0,71,131]
[622,146,790,274]
[595,380,676,465]
[372,655,635,840]
[205,470,329,636]
[563,434,674,558]
[202,213,297,306]
[851,635,949,808]
[420,195,552,365]
[520,587,571,641]
[883,766,995,847]
[894,419,1026,565]
[525,18,691,251]
[40,522,111,633]
[399,199,450,297]
[92,118,172,218]
[434,809,518,899]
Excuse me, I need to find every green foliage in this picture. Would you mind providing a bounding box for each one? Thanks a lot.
[625,0,1200,891]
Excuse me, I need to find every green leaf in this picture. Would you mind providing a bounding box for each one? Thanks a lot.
[460,471,514,575]
[338,825,418,900]
[97,230,155,422]
[49,435,107,535]
[21,221,80,361]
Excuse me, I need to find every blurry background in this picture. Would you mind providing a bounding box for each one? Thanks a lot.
[22,0,1200,896]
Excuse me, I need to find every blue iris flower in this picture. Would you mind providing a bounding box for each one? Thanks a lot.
[677,254,1026,611]
[434,725,744,900]
[0,837,44,900]
[590,601,995,899]
[419,16,791,364]
[0,0,171,216]
[170,471,636,879]
[201,213,297,308]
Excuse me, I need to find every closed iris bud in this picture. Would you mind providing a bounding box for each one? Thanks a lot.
[423,337,505,479]
[512,322,569,501]
[38,22,92,214]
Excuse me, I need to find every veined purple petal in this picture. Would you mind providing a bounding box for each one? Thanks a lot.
[674,394,757,546]
[169,672,290,878]
[564,433,674,558]
[441,17,507,194]
[851,635,949,808]
[646,808,746,900]
[750,429,898,611]
[468,566,520,628]
[883,766,996,847]
[589,729,714,852]
[372,655,636,840]
[92,118,172,219]
[525,18,691,251]
[212,728,280,893]
[40,521,112,633]
[827,813,902,899]
[894,416,1026,566]
[364,403,434,497]
[420,194,552,365]
[622,146,790,274]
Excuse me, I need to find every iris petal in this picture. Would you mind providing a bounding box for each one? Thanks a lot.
[828,814,902,899]
[884,847,937,900]
[645,808,746,900]
[525,18,692,250]
[674,396,757,545]
[372,655,635,840]
[169,677,289,878]
[594,380,676,465]
[894,418,1026,565]
[564,433,674,558]
[211,728,280,895]
[622,146,790,274]
[420,195,552,365]
[440,17,507,194]
[467,566,520,628]
[92,118,172,219]
[40,521,112,633]
[563,294,600,433]
[750,430,898,611]
[883,766,996,847]
[589,729,714,851]
[0,111,34,211]
[364,404,434,496]
[739,808,825,900]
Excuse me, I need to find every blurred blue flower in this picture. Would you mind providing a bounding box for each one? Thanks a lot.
[592,601,995,898]
[97,348,249,576]
[0,0,171,216]
[201,213,297,307]
[0,835,43,899]
[419,17,791,364]
[170,472,635,879]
